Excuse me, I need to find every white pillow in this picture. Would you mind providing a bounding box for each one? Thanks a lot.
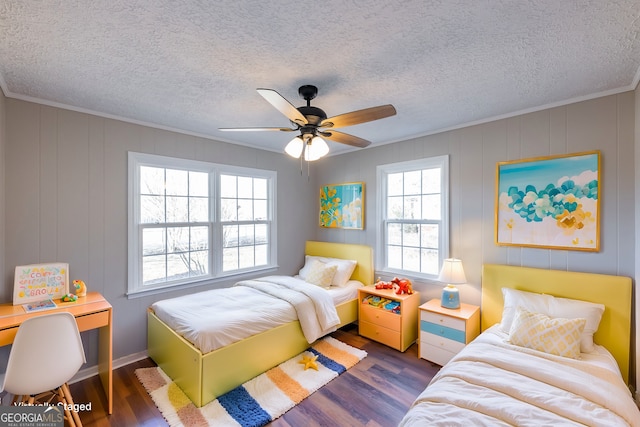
[304,260,338,289]
[508,307,586,359]
[298,255,357,287]
[500,288,605,353]
[548,296,604,354]
[500,288,551,333]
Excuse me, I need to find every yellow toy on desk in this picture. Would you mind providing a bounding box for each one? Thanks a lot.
[73,280,87,297]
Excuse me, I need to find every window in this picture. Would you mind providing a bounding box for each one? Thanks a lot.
[128,152,276,295]
[377,156,449,279]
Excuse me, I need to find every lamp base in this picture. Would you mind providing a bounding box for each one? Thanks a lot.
[441,285,460,309]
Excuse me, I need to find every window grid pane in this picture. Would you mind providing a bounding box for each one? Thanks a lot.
[381,158,446,279]
[142,225,210,286]
[220,174,271,273]
[131,153,275,294]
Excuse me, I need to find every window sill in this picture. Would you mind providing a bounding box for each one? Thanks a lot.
[127,265,279,299]
[374,268,439,284]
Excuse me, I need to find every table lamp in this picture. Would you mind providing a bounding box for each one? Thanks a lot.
[438,258,466,309]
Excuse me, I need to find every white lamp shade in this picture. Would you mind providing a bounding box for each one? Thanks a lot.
[284,136,304,158]
[438,258,467,284]
[303,136,329,161]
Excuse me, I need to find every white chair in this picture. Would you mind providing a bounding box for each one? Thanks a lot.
[0,312,86,427]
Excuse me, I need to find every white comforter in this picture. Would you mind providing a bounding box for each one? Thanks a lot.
[233,275,340,344]
[400,326,640,427]
[151,275,341,354]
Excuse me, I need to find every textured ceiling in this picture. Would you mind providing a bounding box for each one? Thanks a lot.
[1,1,639,156]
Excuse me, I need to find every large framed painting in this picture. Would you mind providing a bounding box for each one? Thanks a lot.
[495,151,600,251]
[320,182,364,229]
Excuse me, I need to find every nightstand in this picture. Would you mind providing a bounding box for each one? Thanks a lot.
[419,299,480,365]
[358,287,420,352]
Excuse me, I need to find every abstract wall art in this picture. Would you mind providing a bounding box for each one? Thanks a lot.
[495,151,600,251]
[320,182,365,229]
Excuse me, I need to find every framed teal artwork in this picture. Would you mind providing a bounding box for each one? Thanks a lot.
[495,151,600,251]
[320,182,364,229]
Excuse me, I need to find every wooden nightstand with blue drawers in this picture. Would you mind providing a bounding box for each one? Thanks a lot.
[419,299,480,366]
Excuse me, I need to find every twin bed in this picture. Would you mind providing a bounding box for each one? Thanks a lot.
[400,264,639,426]
[148,243,639,425]
[147,240,373,407]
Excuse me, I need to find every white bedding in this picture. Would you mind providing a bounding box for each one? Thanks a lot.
[151,276,361,354]
[400,326,640,427]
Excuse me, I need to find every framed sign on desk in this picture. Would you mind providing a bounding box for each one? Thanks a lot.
[13,262,69,306]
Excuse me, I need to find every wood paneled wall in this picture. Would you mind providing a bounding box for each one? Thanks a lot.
[1,98,319,367]
[315,93,636,308]
[0,89,637,390]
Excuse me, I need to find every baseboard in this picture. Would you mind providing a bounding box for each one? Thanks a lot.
[70,350,149,384]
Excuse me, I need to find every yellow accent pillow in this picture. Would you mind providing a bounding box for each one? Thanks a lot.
[508,307,586,359]
[305,260,338,289]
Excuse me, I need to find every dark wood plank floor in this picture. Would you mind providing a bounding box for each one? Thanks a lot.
[69,325,440,427]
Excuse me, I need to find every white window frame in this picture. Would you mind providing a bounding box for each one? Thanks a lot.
[127,152,277,297]
[376,155,449,280]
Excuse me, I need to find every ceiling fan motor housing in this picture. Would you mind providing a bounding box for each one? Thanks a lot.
[296,105,327,126]
[295,85,327,126]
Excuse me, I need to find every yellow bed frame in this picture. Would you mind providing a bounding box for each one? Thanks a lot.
[147,241,374,407]
[481,264,632,384]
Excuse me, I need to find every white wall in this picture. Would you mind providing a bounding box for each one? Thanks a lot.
[0,91,5,309]
[316,92,636,383]
[2,98,318,367]
[1,90,637,388]
[634,83,640,395]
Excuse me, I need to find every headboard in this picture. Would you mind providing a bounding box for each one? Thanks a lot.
[305,241,374,285]
[481,264,632,384]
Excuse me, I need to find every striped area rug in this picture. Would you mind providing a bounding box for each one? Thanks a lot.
[136,336,367,427]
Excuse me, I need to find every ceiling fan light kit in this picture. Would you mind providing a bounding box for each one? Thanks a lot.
[285,135,329,161]
[305,136,329,161]
[284,136,304,158]
[220,84,396,167]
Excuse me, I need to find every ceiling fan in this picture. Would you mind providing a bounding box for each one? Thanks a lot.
[219,85,396,161]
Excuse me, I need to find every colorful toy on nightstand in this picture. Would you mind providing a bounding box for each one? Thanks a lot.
[391,277,414,295]
[62,293,78,302]
[73,280,87,297]
[375,277,414,294]
[374,277,394,289]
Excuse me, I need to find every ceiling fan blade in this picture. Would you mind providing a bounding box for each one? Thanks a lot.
[219,127,296,132]
[320,104,396,129]
[322,130,371,148]
[257,88,308,126]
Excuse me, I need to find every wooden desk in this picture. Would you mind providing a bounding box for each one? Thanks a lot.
[0,292,112,414]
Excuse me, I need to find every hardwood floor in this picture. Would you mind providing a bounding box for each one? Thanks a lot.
[69,325,440,426]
